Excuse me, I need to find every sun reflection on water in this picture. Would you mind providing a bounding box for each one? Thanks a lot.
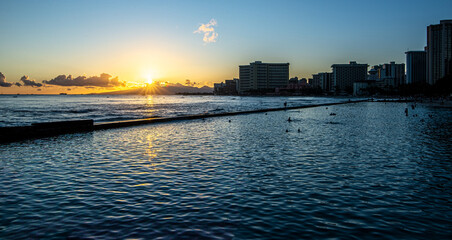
[145,95,155,115]
[145,134,160,171]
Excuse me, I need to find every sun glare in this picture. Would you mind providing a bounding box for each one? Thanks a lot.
[147,77,154,85]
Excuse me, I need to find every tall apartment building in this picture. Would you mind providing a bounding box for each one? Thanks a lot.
[427,20,452,84]
[310,72,333,92]
[378,62,405,87]
[310,74,321,88]
[406,51,427,84]
[238,61,289,93]
[319,72,333,92]
[331,61,368,92]
[214,78,239,95]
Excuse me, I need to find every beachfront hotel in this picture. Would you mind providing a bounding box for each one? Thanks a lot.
[427,20,452,85]
[377,62,406,87]
[406,51,427,84]
[214,78,239,95]
[238,61,289,94]
[310,72,333,92]
[331,61,368,93]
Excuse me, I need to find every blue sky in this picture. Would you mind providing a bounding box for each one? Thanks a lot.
[0,0,451,92]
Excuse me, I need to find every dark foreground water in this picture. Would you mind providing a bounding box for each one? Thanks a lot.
[1,102,451,239]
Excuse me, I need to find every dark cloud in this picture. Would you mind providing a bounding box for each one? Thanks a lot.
[67,88,71,91]
[37,88,42,91]
[15,82,22,87]
[21,76,43,87]
[0,72,13,87]
[43,73,125,87]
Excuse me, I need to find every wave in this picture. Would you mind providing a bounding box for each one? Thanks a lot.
[11,108,99,114]
[1,95,354,127]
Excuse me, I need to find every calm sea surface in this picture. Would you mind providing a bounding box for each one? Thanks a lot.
[0,95,348,127]
[1,100,451,239]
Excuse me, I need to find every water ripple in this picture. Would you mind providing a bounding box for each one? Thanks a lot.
[1,102,452,239]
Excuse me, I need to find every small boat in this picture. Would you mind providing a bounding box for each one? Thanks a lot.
[59,93,67,95]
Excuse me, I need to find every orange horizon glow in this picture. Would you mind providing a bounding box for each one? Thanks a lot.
[0,74,217,95]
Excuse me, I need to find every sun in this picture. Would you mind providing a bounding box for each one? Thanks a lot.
[143,70,159,85]
[146,77,153,85]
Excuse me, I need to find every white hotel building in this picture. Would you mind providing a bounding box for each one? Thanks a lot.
[238,61,289,94]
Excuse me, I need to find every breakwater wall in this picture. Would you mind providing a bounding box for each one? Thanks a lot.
[1,99,369,143]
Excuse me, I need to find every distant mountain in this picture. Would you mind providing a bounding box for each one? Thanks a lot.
[92,84,213,95]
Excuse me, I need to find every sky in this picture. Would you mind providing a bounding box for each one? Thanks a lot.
[1,0,451,94]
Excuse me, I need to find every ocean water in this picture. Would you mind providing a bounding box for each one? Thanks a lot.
[1,101,451,239]
[0,95,349,127]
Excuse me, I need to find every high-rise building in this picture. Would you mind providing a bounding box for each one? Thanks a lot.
[310,74,321,88]
[319,72,333,92]
[406,51,427,84]
[239,65,251,92]
[427,20,452,85]
[213,82,224,93]
[238,61,289,93]
[331,61,368,93]
[310,72,333,92]
[378,62,405,87]
[214,79,239,95]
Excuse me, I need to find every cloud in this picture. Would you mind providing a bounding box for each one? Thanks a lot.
[194,19,218,43]
[20,75,43,87]
[43,73,125,87]
[15,82,22,87]
[0,72,13,87]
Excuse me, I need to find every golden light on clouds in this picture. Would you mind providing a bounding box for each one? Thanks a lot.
[194,19,218,43]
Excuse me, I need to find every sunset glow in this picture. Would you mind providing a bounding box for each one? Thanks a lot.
[147,77,154,85]
[1,0,451,94]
